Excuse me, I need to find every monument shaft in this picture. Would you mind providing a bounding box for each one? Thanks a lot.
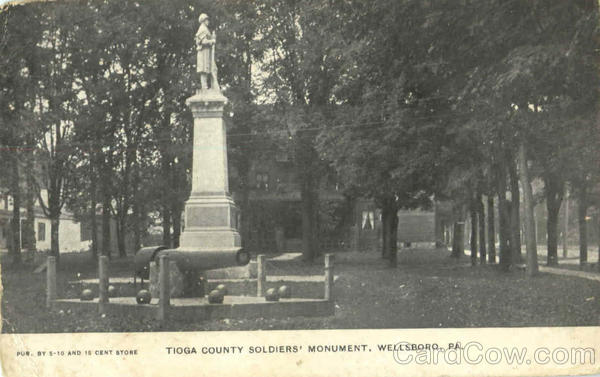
[180,91,241,251]
[191,112,229,195]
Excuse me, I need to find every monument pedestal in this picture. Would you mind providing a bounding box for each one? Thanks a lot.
[179,89,241,253]
[155,88,247,281]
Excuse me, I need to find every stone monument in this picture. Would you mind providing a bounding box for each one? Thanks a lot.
[180,13,240,252]
[147,14,248,296]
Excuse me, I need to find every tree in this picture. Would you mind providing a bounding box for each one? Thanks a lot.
[137,0,201,249]
[68,0,118,258]
[215,0,268,250]
[458,0,599,274]
[255,0,347,261]
[317,0,467,266]
[0,2,46,264]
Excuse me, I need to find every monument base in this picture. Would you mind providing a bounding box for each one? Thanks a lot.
[153,193,246,297]
[179,194,241,249]
[158,247,246,272]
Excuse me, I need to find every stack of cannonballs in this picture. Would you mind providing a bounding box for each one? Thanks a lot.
[80,289,94,301]
[265,285,291,302]
[208,284,228,304]
[80,285,119,301]
[136,289,152,304]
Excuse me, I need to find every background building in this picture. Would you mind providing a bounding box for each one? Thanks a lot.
[0,189,90,253]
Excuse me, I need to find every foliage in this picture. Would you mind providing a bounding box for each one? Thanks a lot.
[0,0,598,270]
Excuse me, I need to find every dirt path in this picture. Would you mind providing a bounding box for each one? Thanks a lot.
[539,266,600,282]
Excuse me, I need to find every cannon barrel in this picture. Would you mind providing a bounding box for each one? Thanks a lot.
[134,246,169,279]
[134,246,250,276]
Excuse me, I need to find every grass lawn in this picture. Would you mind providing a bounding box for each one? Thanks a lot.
[1,248,599,333]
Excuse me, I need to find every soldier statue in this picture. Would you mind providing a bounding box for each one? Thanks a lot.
[195,13,219,91]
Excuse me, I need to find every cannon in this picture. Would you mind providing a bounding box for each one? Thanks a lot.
[133,245,250,296]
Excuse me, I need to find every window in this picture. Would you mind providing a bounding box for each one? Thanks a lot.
[21,219,30,250]
[256,173,269,191]
[361,211,375,230]
[37,222,46,242]
[80,221,92,242]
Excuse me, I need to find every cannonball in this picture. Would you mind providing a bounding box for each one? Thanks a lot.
[236,249,251,265]
[80,289,94,301]
[265,288,279,302]
[216,284,228,296]
[136,289,152,304]
[107,285,117,297]
[278,285,291,299]
[208,289,224,304]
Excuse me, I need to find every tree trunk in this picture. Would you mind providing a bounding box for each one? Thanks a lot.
[24,151,36,253]
[132,198,144,251]
[381,206,391,259]
[10,157,22,265]
[172,204,182,249]
[116,215,126,257]
[89,169,98,259]
[24,188,36,252]
[544,175,563,266]
[239,184,251,250]
[389,209,398,267]
[478,194,486,264]
[100,158,112,257]
[451,221,465,258]
[487,195,496,263]
[300,178,317,262]
[546,203,560,266]
[470,205,477,266]
[131,166,143,251]
[577,189,588,265]
[162,206,172,248]
[497,163,512,270]
[101,198,111,257]
[498,198,511,269]
[48,199,61,261]
[132,214,141,252]
[563,188,569,258]
[50,217,60,261]
[508,159,522,264]
[517,142,538,276]
[381,202,398,266]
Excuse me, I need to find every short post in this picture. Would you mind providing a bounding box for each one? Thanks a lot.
[324,254,334,301]
[257,254,266,297]
[46,256,57,308]
[98,256,109,314]
[158,255,170,321]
